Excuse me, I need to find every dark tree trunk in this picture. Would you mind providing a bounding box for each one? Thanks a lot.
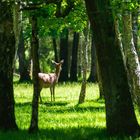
[18,28,31,82]
[85,0,139,135]
[78,39,82,78]
[52,38,58,62]
[87,31,97,82]
[59,28,69,81]
[29,16,40,133]
[0,1,18,130]
[70,32,79,82]
[97,61,104,98]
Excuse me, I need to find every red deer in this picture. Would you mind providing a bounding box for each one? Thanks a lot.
[38,60,64,102]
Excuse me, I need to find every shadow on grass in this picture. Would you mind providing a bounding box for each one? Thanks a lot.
[16,102,32,107]
[0,127,139,140]
[45,105,105,114]
[33,127,108,140]
[15,101,69,108]
[0,128,102,140]
[15,100,105,114]
[40,101,69,107]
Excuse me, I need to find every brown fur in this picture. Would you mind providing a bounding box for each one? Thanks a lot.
[38,60,64,102]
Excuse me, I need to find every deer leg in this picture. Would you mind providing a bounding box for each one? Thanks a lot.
[50,87,53,102]
[39,87,42,103]
[52,85,55,102]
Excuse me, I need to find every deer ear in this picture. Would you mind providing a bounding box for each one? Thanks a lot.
[51,60,57,65]
[60,59,64,64]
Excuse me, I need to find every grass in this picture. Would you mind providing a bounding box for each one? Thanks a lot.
[1,80,140,140]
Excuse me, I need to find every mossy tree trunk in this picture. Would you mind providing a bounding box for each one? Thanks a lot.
[132,10,139,53]
[29,15,40,133]
[122,10,140,110]
[78,27,88,104]
[85,0,139,135]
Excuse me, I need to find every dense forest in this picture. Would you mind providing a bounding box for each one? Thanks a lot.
[0,0,140,139]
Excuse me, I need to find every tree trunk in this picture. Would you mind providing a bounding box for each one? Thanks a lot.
[96,60,104,98]
[78,28,88,104]
[13,2,21,73]
[0,1,18,130]
[29,16,40,133]
[85,0,139,135]
[70,32,79,82]
[78,37,82,78]
[132,11,138,53]
[52,38,58,62]
[87,30,97,82]
[122,11,140,110]
[18,28,31,82]
[59,28,69,81]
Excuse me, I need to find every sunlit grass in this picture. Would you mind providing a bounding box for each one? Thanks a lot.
[0,80,139,140]
[14,82,102,130]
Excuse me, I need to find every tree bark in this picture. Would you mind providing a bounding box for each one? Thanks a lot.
[96,60,104,98]
[85,0,139,135]
[0,1,18,130]
[87,30,97,82]
[59,28,69,81]
[132,11,138,53]
[78,28,88,104]
[122,11,140,110]
[18,28,31,82]
[29,15,40,133]
[52,38,58,62]
[78,37,82,78]
[70,32,79,82]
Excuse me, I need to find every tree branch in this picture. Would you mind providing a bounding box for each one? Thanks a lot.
[55,0,75,18]
[19,0,74,18]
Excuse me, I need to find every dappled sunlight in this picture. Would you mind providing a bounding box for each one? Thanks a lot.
[14,82,106,133]
[12,82,140,139]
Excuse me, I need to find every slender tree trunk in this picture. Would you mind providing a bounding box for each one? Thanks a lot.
[85,0,139,135]
[78,37,82,78]
[87,30,97,82]
[18,28,31,82]
[52,38,58,62]
[0,1,18,130]
[78,28,88,104]
[70,32,79,81]
[122,11,140,110]
[13,2,21,73]
[29,16,40,133]
[59,28,69,81]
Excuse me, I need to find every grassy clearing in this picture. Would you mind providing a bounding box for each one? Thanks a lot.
[0,81,140,140]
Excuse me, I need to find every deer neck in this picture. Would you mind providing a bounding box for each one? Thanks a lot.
[55,68,61,78]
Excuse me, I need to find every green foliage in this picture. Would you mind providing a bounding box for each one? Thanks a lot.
[21,0,87,43]
[111,0,140,13]
[66,1,87,32]
[19,0,88,70]
[37,0,87,37]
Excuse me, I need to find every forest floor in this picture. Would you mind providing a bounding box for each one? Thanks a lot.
[0,80,140,140]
